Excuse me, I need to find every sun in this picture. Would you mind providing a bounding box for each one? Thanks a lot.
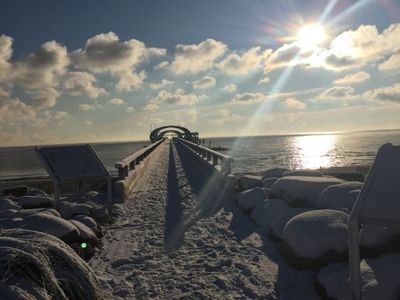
[296,24,327,50]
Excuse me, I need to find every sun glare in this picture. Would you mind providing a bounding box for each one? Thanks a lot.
[297,24,327,49]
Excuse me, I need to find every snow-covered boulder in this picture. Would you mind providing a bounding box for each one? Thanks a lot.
[262,177,278,189]
[59,201,92,219]
[237,187,267,213]
[13,195,53,209]
[237,175,262,191]
[69,215,99,235]
[15,212,80,244]
[109,203,125,218]
[271,176,344,207]
[26,188,50,198]
[282,169,323,177]
[91,206,111,224]
[16,208,61,218]
[269,208,312,241]
[282,209,349,269]
[0,198,21,210]
[317,182,363,212]
[360,225,400,256]
[316,255,400,300]
[69,220,99,246]
[261,168,289,179]
[0,229,105,299]
[250,199,289,229]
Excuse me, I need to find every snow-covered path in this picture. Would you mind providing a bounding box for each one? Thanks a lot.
[90,140,318,299]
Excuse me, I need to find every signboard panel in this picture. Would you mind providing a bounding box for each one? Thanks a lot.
[35,145,109,181]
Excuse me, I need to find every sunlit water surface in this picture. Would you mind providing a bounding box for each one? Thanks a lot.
[0,130,399,179]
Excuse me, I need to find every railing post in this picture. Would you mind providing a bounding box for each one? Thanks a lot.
[206,152,211,161]
[221,158,232,175]
[129,161,135,170]
[212,155,218,166]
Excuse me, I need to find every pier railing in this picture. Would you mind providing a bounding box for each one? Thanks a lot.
[115,139,165,180]
[176,138,233,175]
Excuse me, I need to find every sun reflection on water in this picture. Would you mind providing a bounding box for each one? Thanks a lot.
[289,134,337,169]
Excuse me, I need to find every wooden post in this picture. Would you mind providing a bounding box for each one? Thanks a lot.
[212,156,218,166]
[207,152,211,161]
[107,175,113,207]
[349,219,361,300]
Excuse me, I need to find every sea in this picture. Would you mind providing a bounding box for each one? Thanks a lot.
[0,130,399,180]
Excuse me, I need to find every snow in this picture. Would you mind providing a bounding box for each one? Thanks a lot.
[262,168,289,179]
[269,208,312,241]
[317,182,362,212]
[89,141,309,299]
[237,175,262,190]
[282,169,323,177]
[317,255,400,300]
[0,197,21,210]
[282,209,349,269]
[59,201,92,219]
[271,176,344,207]
[250,198,289,229]
[13,195,53,209]
[17,212,80,244]
[237,187,267,213]
[262,177,279,189]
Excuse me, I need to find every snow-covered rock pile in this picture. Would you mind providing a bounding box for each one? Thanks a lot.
[270,176,344,207]
[234,166,400,298]
[317,181,362,212]
[316,255,400,300]
[281,209,349,270]
[0,229,105,299]
[0,188,118,260]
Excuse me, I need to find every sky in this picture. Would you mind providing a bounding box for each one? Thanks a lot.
[0,0,399,146]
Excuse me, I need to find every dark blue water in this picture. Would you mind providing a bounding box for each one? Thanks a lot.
[0,130,399,179]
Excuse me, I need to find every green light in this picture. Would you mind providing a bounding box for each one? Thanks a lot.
[80,242,87,249]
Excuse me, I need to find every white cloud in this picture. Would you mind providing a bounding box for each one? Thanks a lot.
[126,106,136,113]
[223,84,237,92]
[79,102,103,111]
[0,35,13,83]
[321,23,400,70]
[231,92,267,104]
[333,71,370,85]
[85,120,93,126]
[192,75,216,89]
[318,86,357,100]
[108,98,126,105]
[143,103,160,111]
[217,47,262,75]
[284,97,306,109]
[363,83,400,103]
[379,52,400,71]
[71,32,166,73]
[113,69,146,92]
[154,61,169,70]
[62,71,106,98]
[71,32,165,92]
[0,87,36,123]
[149,79,174,90]
[258,76,270,84]
[148,89,199,107]
[14,40,69,90]
[170,39,227,74]
[28,87,60,109]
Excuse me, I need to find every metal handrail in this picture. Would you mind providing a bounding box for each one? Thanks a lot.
[176,138,233,175]
[115,139,165,180]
